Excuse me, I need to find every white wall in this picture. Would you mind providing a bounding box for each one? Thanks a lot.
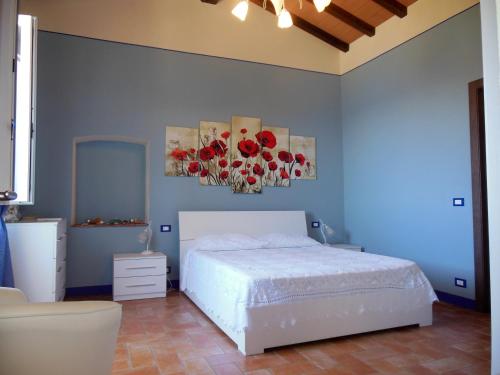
[480,1,500,374]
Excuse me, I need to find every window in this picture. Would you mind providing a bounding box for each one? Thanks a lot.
[0,5,37,205]
[13,14,37,204]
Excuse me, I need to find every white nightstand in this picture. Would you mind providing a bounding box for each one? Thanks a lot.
[113,252,167,301]
[327,243,365,252]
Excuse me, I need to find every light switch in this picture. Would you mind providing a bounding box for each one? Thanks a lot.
[160,225,171,233]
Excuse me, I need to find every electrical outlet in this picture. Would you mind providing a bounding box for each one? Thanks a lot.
[455,278,467,288]
[160,225,171,233]
[311,221,320,229]
[453,198,465,207]
[167,266,171,274]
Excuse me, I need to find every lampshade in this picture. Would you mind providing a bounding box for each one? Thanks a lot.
[269,0,284,15]
[313,0,331,12]
[278,8,293,28]
[232,0,249,21]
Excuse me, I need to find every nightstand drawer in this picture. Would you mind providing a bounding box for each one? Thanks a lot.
[113,275,166,296]
[114,257,166,277]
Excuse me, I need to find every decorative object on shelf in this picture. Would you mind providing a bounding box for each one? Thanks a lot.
[290,135,316,180]
[164,116,317,194]
[231,0,297,29]
[165,126,199,177]
[231,116,263,194]
[319,219,335,244]
[199,121,231,186]
[77,217,146,227]
[261,126,290,187]
[138,221,153,255]
[88,217,104,225]
[2,205,21,223]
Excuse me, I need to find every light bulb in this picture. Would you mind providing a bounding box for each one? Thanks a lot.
[313,0,331,12]
[232,0,249,21]
[278,8,293,28]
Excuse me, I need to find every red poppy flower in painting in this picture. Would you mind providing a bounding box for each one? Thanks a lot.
[295,153,306,166]
[240,128,248,134]
[187,161,199,174]
[256,130,277,149]
[220,170,229,180]
[200,169,209,177]
[199,146,216,161]
[232,160,243,168]
[210,140,228,157]
[221,131,231,140]
[268,161,278,171]
[278,151,293,163]
[280,168,290,179]
[247,176,257,185]
[294,169,302,177]
[262,151,273,162]
[189,148,196,154]
[218,159,228,168]
[238,140,260,158]
[171,148,188,161]
[253,163,264,176]
[240,170,247,175]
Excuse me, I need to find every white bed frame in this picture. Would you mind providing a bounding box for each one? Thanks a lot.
[179,210,433,355]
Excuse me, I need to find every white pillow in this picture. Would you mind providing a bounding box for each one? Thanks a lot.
[257,233,320,248]
[192,233,267,251]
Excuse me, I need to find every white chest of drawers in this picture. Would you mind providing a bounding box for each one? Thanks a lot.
[113,252,167,301]
[6,218,67,302]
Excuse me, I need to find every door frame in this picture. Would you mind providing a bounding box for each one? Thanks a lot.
[468,78,490,313]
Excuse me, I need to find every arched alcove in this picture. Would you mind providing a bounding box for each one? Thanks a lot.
[71,136,150,227]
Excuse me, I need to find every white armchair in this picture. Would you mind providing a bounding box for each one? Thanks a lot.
[0,287,122,375]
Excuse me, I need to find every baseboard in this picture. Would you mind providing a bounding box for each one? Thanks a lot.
[435,290,476,310]
[66,280,180,297]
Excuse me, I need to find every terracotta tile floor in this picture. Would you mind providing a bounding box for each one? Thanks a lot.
[108,291,490,375]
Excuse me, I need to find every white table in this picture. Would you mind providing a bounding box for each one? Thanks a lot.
[113,252,167,301]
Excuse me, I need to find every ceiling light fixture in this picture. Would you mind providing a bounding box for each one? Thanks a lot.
[232,0,249,21]
[278,8,293,28]
[312,0,331,12]
[232,0,297,29]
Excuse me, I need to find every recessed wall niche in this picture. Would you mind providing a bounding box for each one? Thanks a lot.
[71,136,150,227]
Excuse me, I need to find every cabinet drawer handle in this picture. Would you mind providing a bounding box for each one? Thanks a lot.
[126,283,156,288]
[57,266,62,272]
[126,266,156,270]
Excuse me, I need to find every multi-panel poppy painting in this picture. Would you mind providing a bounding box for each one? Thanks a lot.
[164,116,316,193]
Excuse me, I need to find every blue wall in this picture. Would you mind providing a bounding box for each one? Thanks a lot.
[26,6,482,297]
[76,141,146,223]
[341,6,482,299]
[26,32,344,287]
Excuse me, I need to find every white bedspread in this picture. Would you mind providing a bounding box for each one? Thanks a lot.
[181,245,437,333]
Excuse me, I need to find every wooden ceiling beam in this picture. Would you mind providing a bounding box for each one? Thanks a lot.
[290,14,350,51]
[371,0,407,18]
[319,2,375,37]
[249,0,350,52]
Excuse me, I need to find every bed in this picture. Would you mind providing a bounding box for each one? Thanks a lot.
[179,210,437,355]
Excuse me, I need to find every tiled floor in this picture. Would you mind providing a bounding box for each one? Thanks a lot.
[109,291,490,375]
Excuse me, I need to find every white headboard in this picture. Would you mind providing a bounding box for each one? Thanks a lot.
[178,211,307,287]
